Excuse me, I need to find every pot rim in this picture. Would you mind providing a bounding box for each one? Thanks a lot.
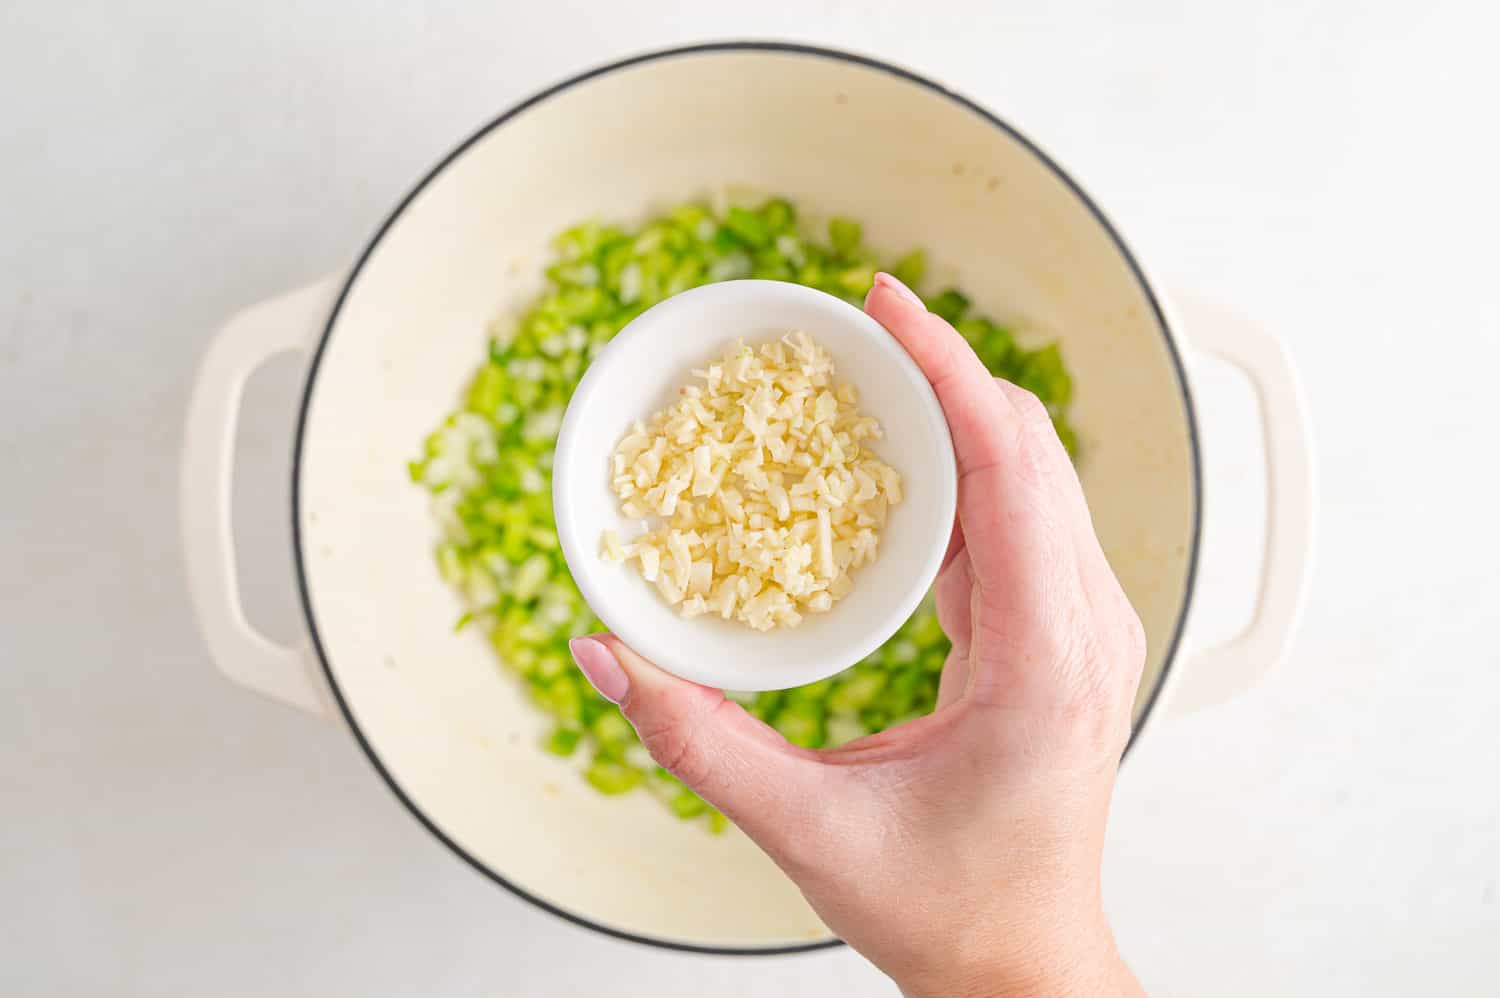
[289,39,1204,957]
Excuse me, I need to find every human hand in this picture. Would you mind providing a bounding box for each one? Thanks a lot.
[568,272,1147,997]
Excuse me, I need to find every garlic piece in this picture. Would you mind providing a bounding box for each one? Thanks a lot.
[602,332,902,631]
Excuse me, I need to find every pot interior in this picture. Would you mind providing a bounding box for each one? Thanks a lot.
[295,46,1199,950]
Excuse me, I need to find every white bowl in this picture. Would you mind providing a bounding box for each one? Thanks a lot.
[553,280,957,692]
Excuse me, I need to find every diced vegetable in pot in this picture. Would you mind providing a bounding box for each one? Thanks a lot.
[410,195,1078,831]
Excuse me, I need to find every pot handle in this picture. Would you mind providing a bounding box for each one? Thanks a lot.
[1161,290,1317,717]
[180,275,344,720]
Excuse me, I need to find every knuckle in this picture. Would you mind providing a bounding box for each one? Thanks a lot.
[1082,605,1150,747]
[634,704,715,788]
[993,383,1059,487]
[1059,648,1133,754]
[997,380,1051,429]
[1011,424,1054,486]
[1044,593,1143,745]
[1016,389,1051,429]
[1104,584,1148,681]
[1087,598,1148,697]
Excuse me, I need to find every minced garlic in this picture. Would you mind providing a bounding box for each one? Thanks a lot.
[601,332,902,631]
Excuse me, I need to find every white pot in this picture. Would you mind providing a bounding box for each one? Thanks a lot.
[181,43,1314,954]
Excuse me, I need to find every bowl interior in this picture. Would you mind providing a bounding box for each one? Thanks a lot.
[296,46,1198,950]
[554,280,957,692]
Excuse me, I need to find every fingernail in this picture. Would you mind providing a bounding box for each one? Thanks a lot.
[874,271,925,308]
[569,636,629,703]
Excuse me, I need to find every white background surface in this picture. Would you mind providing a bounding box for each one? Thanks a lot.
[2,2,1496,995]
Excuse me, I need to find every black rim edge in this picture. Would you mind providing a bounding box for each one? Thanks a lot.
[288,39,1203,957]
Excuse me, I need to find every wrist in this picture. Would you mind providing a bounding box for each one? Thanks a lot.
[896,925,1139,998]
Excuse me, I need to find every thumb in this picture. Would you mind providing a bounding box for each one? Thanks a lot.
[568,634,823,843]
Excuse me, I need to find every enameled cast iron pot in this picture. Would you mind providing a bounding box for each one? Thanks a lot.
[182,43,1314,954]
